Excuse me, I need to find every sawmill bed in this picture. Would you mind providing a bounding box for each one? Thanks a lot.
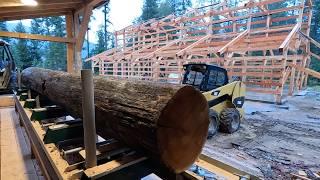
[1,92,258,179]
[0,95,44,179]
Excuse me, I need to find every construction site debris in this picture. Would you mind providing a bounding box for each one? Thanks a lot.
[203,90,320,179]
[307,115,320,120]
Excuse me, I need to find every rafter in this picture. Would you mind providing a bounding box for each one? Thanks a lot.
[144,39,182,59]
[217,30,249,56]
[279,22,301,52]
[176,34,211,57]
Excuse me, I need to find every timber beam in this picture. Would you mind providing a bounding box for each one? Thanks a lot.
[176,34,211,57]
[0,31,75,43]
[279,23,301,53]
[145,38,182,59]
[217,30,249,56]
[299,30,320,49]
[289,64,320,80]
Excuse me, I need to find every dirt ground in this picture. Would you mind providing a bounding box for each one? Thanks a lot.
[203,88,320,179]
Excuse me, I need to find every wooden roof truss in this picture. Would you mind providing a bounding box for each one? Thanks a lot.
[87,0,320,103]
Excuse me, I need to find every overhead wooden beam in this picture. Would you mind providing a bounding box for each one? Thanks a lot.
[0,8,72,17]
[217,29,249,56]
[0,4,82,14]
[73,0,107,73]
[0,31,75,43]
[74,0,107,14]
[0,0,84,7]
[75,5,93,51]
[279,22,301,53]
[87,0,107,8]
[176,34,211,57]
[0,10,71,21]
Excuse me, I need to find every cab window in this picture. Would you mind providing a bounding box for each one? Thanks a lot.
[206,70,227,90]
[185,71,204,86]
[217,71,226,86]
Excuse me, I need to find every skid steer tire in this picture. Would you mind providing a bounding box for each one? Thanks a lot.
[219,108,240,134]
[207,110,219,139]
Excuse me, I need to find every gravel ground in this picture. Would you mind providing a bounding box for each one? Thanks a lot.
[202,89,320,179]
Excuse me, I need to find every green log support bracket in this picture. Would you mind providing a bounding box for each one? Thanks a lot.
[19,93,28,101]
[31,106,67,121]
[44,122,84,144]
[17,89,28,95]
[24,99,36,109]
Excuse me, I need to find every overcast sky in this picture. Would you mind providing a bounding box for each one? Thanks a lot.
[12,0,143,42]
[89,0,143,41]
[14,0,203,43]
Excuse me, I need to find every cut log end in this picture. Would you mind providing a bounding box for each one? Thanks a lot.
[157,86,209,173]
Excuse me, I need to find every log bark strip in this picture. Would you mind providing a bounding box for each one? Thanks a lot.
[21,67,209,173]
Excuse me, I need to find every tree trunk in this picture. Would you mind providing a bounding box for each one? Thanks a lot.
[21,67,209,173]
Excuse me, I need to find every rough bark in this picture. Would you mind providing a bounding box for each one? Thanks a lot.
[21,67,209,173]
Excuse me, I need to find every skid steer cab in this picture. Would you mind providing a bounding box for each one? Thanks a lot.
[0,39,16,93]
[182,64,246,138]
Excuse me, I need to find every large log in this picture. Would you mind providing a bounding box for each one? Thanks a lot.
[21,67,209,173]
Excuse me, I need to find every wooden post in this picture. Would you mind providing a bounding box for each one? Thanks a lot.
[266,14,271,37]
[242,60,247,82]
[288,53,297,96]
[66,14,75,73]
[303,57,311,88]
[276,52,288,104]
[81,69,97,168]
[74,13,81,73]
[73,5,93,73]
[123,30,126,51]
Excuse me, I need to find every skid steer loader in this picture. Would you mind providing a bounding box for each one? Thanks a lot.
[0,39,16,93]
[182,64,245,138]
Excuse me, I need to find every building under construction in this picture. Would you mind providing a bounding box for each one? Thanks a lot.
[87,0,320,103]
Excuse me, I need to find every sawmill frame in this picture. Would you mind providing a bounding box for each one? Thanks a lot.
[0,0,109,73]
[87,0,320,103]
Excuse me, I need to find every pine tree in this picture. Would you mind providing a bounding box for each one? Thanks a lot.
[30,18,45,67]
[13,22,33,69]
[175,0,192,14]
[155,0,192,17]
[44,17,67,71]
[140,0,159,21]
[0,21,10,43]
[310,0,320,84]
[158,0,175,17]
[165,0,192,15]
[102,4,114,49]
[93,26,107,54]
